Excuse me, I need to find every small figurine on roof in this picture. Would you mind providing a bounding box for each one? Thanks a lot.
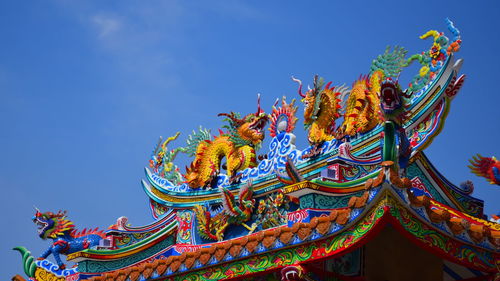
[30,208,105,270]
[193,181,257,241]
[254,189,291,230]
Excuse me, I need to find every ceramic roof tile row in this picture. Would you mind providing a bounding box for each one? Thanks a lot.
[87,163,499,280]
[376,161,499,246]
[87,191,371,281]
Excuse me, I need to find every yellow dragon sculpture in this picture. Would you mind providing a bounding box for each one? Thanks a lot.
[184,98,269,188]
[292,75,347,144]
[341,70,385,136]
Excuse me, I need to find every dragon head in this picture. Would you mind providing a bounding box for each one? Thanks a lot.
[380,78,403,114]
[33,209,75,240]
[219,95,269,147]
[293,76,343,136]
[379,78,410,123]
[293,75,325,128]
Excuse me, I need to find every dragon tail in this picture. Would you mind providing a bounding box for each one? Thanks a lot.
[162,132,188,159]
[276,157,304,185]
[161,132,181,151]
[13,246,37,278]
[370,46,407,78]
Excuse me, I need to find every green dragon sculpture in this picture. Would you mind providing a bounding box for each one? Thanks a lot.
[149,132,186,185]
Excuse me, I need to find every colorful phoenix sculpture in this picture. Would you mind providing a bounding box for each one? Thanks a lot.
[468,154,500,186]
[193,181,256,241]
[184,97,269,188]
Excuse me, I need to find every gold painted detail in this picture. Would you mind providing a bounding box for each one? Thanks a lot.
[34,267,65,281]
[342,70,384,136]
[67,251,90,260]
[432,200,500,231]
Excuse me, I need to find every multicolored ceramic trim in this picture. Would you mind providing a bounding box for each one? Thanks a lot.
[388,199,498,272]
[150,200,171,219]
[68,214,177,262]
[145,168,378,208]
[110,207,175,233]
[298,192,364,209]
[78,236,175,273]
[173,200,387,281]
[408,99,446,151]
[113,232,153,249]
[168,195,498,280]
[36,259,78,278]
[406,160,448,203]
[391,183,496,253]
[409,152,484,217]
[142,53,460,209]
[176,210,194,244]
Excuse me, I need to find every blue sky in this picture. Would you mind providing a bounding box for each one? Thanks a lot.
[1,1,499,279]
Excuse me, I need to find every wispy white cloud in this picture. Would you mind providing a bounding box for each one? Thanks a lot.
[91,14,121,38]
[50,1,268,134]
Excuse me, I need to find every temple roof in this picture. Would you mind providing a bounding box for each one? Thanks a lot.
[86,166,499,280]
[13,19,500,281]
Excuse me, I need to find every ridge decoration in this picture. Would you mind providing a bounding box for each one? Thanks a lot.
[184,96,269,188]
[32,209,105,270]
[341,71,384,137]
[14,19,500,281]
[269,96,298,138]
[468,154,500,186]
[293,75,347,144]
[149,132,186,186]
[193,181,256,241]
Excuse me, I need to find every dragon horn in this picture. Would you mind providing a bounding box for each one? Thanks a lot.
[313,74,320,91]
[33,206,41,215]
[256,93,263,115]
[291,76,305,98]
[325,81,333,90]
[218,112,244,125]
